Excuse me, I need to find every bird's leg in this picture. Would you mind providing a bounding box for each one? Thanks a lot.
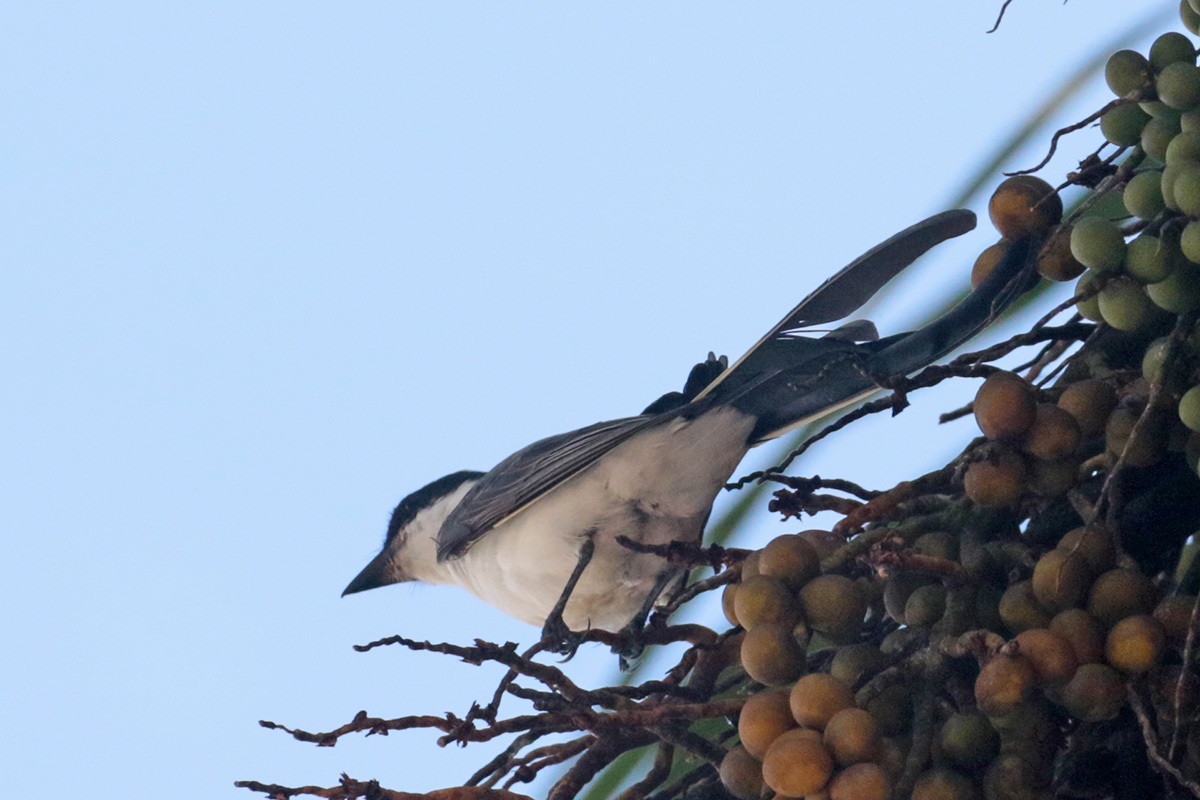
[540,536,596,659]
[611,568,677,666]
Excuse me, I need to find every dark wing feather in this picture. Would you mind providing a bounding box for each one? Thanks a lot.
[436,414,670,560]
[695,209,976,401]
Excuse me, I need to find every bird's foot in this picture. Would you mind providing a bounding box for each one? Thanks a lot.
[540,613,585,661]
[609,611,661,669]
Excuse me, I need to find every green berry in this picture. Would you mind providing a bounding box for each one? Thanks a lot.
[1106,50,1154,97]
[1166,130,1200,164]
[1124,170,1166,219]
[1143,101,1184,123]
[1099,278,1154,330]
[1075,271,1104,321]
[1157,62,1200,110]
[1183,0,1200,36]
[1148,261,1200,312]
[1143,337,1174,384]
[1180,386,1200,431]
[1182,220,1200,262]
[1143,116,1182,161]
[1176,165,1200,215]
[1125,234,1177,283]
[1102,104,1151,147]
[1070,217,1126,273]
[1165,163,1186,210]
[1151,32,1197,72]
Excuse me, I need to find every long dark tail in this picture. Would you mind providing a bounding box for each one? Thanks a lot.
[705,221,1039,444]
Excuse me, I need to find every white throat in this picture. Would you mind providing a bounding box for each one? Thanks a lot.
[392,480,477,585]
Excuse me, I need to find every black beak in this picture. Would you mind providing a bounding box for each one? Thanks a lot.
[341,549,395,596]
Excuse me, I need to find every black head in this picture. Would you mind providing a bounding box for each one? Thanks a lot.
[383,469,485,546]
[341,469,485,597]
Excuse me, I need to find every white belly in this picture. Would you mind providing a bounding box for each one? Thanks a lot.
[443,406,755,630]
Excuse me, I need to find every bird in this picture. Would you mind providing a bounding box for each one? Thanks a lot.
[342,209,1037,648]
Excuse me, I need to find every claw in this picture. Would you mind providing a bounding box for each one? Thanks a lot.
[540,615,585,660]
[537,536,596,659]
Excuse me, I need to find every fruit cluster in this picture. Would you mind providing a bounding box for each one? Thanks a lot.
[713,10,1200,798]
[718,511,1197,800]
[1078,27,1200,336]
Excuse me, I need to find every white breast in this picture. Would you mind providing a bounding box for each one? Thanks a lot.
[440,406,757,630]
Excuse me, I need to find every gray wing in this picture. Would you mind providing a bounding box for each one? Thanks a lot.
[436,414,669,560]
[695,209,976,401]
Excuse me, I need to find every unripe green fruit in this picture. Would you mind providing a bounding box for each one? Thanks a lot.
[1075,271,1104,321]
[1157,62,1200,110]
[940,712,1000,769]
[1098,277,1154,330]
[1148,260,1200,312]
[865,684,913,737]
[1101,103,1151,146]
[1175,165,1200,215]
[1180,385,1200,431]
[1151,32,1197,71]
[1062,663,1127,721]
[904,583,947,627]
[1029,457,1077,497]
[1142,336,1174,385]
[999,579,1052,633]
[830,643,885,688]
[912,768,978,800]
[1167,130,1200,164]
[1182,220,1200,262]
[913,531,959,561]
[1125,233,1176,283]
[1070,217,1126,273]
[1184,1,1200,36]
[1105,50,1153,97]
[1143,115,1181,161]
[1145,100,1184,121]
[1124,170,1166,220]
[1165,163,1186,211]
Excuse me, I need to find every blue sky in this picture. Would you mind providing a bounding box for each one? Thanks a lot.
[2,2,1173,797]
